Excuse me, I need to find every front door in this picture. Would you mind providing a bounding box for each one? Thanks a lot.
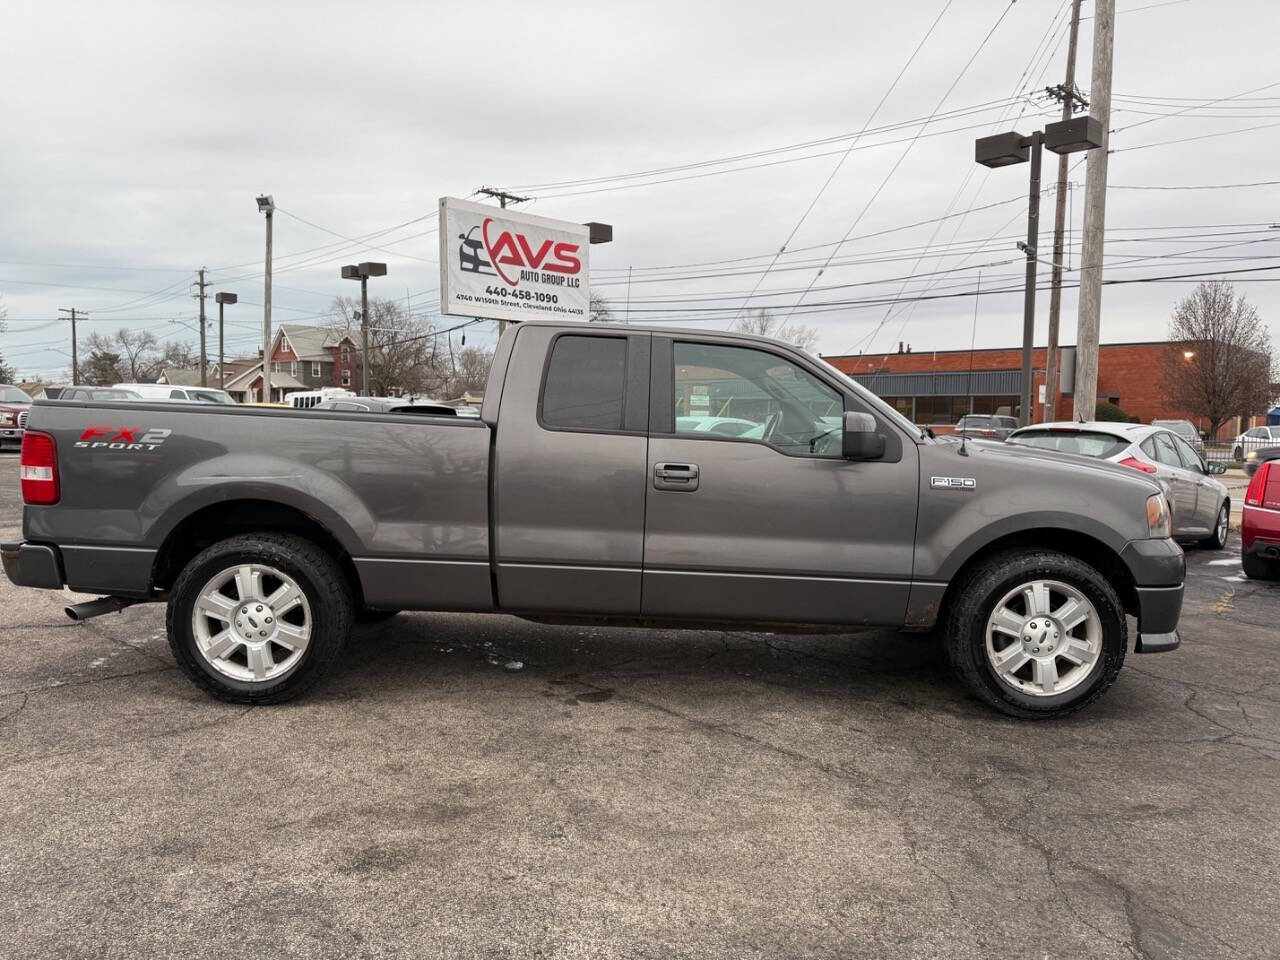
[1144,431,1200,533]
[641,335,919,626]
[493,326,651,615]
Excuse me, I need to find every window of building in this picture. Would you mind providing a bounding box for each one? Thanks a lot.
[312,361,321,378]
[290,361,298,378]
[672,342,844,456]
[272,362,281,373]
[341,346,350,363]
[540,335,627,431]
[341,369,351,387]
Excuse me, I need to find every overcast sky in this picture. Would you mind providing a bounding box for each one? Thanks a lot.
[2,0,1278,380]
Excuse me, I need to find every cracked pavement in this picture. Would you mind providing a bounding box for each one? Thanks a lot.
[1,453,1278,958]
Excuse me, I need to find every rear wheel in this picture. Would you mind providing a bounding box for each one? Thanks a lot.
[1233,446,1244,461]
[1200,501,1230,550]
[1243,551,1280,581]
[945,549,1127,719]
[167,533,353,703]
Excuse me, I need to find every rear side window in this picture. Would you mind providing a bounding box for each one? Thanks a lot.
[1009,430,1128,458]
[541,335,627,431]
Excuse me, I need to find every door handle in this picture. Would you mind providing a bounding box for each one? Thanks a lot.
[654,462,700,491]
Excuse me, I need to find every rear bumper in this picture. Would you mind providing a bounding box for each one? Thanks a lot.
[2,540,155,597]
[1119,538,1185,654]
[1,541,64,590]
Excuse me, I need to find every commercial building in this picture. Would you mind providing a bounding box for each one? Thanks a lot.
[823,340,1267,437]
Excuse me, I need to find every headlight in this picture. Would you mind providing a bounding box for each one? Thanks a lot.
[1146,492,1171,539]
[1245,450,1258,462]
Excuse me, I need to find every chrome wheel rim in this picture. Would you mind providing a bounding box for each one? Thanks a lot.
[191,563,312,682]
[985,579,1102,697]
[1217,505,1229,545]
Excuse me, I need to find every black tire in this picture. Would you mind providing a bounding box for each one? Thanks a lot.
[166,532,354,704]
[355,607,401,624]
[1199,502,1230,550]
[944,549,1127,720]
[1242,550,1280,581]
[1233,446,1243,461]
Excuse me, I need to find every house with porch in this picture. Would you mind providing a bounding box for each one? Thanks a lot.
[221,325,361,402]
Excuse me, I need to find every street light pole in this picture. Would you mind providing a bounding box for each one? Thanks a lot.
[214,292,238,390]
[1018,132,1043,428]
[257,195,275,403]
[341,262,387,396]
[360,274,370,396]
[975,116,1103,427]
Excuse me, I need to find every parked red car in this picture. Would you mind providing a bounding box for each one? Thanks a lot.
[0,385,33,449]
[1242,460,1280,580]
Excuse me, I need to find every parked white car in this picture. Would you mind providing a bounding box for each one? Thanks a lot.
[114,383,236,404]
[1009,421,1231,547]
[1231,425,1280,461]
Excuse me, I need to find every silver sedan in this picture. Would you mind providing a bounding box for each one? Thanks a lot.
[1008,421,1231,548]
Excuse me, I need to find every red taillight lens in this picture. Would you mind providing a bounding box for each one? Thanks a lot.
[1245,462,1271,507]
[981,429,997,437]
[19,430,59,505]
[1118,456,1157,475]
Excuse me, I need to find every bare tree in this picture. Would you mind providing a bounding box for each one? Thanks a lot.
[85,328,162,382]
[589,292,614,323]
[444,346,495,397]
[326,296,442,396]
[732,309,819,352]
[161,340,200,371]
[0,298,13,383]
[1162,280,1274,438]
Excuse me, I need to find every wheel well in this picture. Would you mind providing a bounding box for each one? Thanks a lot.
[152,499,361,601]
[940,528,1137,620]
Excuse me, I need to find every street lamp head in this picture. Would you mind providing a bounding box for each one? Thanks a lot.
[214,292,238,305]
[1043,116,1104,155]
[975,131,1029,168]
[256,194,275,215]
[340,264,360,280]
[584,222,613,245]
[357,262,388,278]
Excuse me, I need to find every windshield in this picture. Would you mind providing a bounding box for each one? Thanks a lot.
[1,387,32,403]
[95,389,140,400]
[188,390,235,404]
[814,356,923,439]
[1009,429,1129,458]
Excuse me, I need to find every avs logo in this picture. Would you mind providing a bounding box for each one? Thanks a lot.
[75,425,172,451]
[457,218,582,288]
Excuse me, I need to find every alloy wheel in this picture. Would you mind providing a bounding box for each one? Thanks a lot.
[191,563,312,682]
[985,579,1103,697]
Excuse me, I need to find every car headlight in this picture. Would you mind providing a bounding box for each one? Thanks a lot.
[1146,492,1171,539]
[1245,450,1258,462]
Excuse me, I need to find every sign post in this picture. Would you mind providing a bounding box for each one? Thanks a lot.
[439,197,591,323]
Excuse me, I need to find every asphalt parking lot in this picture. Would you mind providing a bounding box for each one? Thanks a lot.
[1,451,1278,959]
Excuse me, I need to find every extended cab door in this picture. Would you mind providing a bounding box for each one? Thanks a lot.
[641,334,919,626]
[493,325,650,615]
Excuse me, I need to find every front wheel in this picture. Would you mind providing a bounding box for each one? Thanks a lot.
[944,549,1127,719]
[1200,502,1230,550]
[1233,446,1244,461]
[166,532,354,704]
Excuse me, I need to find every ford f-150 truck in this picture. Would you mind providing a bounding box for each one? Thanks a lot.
[2,322,1185,717]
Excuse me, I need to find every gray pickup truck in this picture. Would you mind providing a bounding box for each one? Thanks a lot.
[3,322,1185,717]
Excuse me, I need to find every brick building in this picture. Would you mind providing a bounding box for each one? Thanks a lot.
[222,324,360,402]
[824,340,1265,438]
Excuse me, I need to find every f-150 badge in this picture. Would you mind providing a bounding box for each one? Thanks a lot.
[930,476,976,490]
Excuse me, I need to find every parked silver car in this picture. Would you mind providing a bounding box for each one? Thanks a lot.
[956,414,1019,440]
[1009,421,1231,547]
[1231,425,1280,461]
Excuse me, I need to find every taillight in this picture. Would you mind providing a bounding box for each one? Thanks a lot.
[981,429,997,437]
[1245,462,1271,507]
[19,430,59,505]
[1118,456,1157,475]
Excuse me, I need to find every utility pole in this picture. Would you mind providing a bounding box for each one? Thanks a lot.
[58,308,82,385]
[476,187,530,337]
[257,195,275,403]
[1073,0,1114,422]
[1017,132,1044,428]
[1043,0,1086,423]
[195,267,209,386]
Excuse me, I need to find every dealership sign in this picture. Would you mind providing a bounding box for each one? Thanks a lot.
[439,197,590,323]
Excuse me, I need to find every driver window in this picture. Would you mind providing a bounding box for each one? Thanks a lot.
[672,341,844,456]
[1169,433,1205,472]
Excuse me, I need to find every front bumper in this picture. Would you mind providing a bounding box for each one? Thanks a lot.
[1120,538,1185,654]
[1,541,65,590]
[0,427,23,444]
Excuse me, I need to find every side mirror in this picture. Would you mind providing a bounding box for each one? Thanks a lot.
[1207,462,1228,475]
[842,411,886,460]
